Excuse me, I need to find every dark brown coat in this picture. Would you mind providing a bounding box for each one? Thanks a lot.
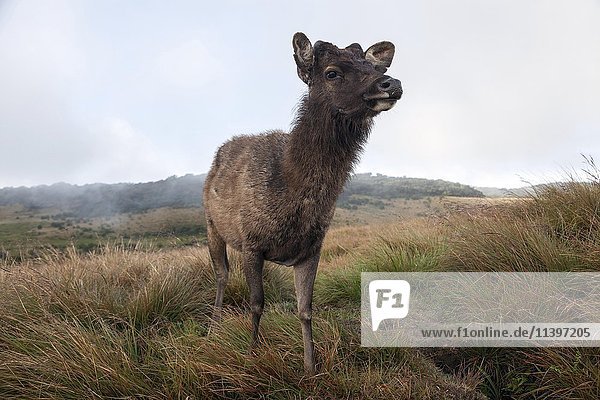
[203,32,402,374]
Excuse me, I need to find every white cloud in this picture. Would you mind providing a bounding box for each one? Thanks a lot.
[0,0,88,187]
[153,38,223,90]
[357,0,600,187]
[70,118,185,184]
[1,0,599,189]
[0,0,85,87]
[0,2,191,187]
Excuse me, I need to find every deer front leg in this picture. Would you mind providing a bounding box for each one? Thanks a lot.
[207,220,229,326]
[293,253,320,375]
[241,249,265,347]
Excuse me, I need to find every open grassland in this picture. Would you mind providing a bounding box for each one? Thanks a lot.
[0,196,465,262]
[1,167,600,399]
[0,206,206,260]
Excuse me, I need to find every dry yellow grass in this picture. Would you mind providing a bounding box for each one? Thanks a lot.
[0,242,484,399]
[2,164,600,399]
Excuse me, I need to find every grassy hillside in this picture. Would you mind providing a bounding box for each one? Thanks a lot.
[338,173,484,206]
[0,173,482,218]
[1,164,599,399]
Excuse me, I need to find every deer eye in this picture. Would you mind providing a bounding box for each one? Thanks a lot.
[325,70,339,80]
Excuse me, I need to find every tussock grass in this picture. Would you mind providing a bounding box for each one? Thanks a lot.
[0,244,482,399]
[3,160,600,398]
[443,210,583,272]
[445,158,600,273]
[313,160,600,399]
[315,220,446,307]
[364,222,446,273]
[515,347,600,399]
[529,157,600,242]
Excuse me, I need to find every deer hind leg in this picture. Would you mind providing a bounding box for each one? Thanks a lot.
[293,253,320,376]
[207,220,229,324]
[241,249,265,347]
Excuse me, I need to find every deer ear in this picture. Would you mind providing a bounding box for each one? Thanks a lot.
[365,41,395,73]
[293,32,313,85]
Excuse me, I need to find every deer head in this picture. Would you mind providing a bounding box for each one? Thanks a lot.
[293,32,402,118]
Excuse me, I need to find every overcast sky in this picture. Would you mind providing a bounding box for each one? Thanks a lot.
[1,0,599,189]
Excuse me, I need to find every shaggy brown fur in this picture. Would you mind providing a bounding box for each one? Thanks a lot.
[203,32,402,374]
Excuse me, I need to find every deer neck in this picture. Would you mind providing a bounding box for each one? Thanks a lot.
[284,95,373,203]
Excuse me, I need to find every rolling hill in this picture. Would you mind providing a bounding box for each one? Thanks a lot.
[0,173,483,218]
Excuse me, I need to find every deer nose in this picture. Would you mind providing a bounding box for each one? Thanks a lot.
[377,76,403,98]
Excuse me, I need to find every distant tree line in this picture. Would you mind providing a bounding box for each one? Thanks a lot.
[0,173,483,218]
[0,174,205,217]
[337,173,484,206]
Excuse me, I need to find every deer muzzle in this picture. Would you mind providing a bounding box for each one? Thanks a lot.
[364,76,402,112]
[377,76,402,99]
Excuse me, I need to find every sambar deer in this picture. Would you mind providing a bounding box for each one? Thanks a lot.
[203,32,402,375]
